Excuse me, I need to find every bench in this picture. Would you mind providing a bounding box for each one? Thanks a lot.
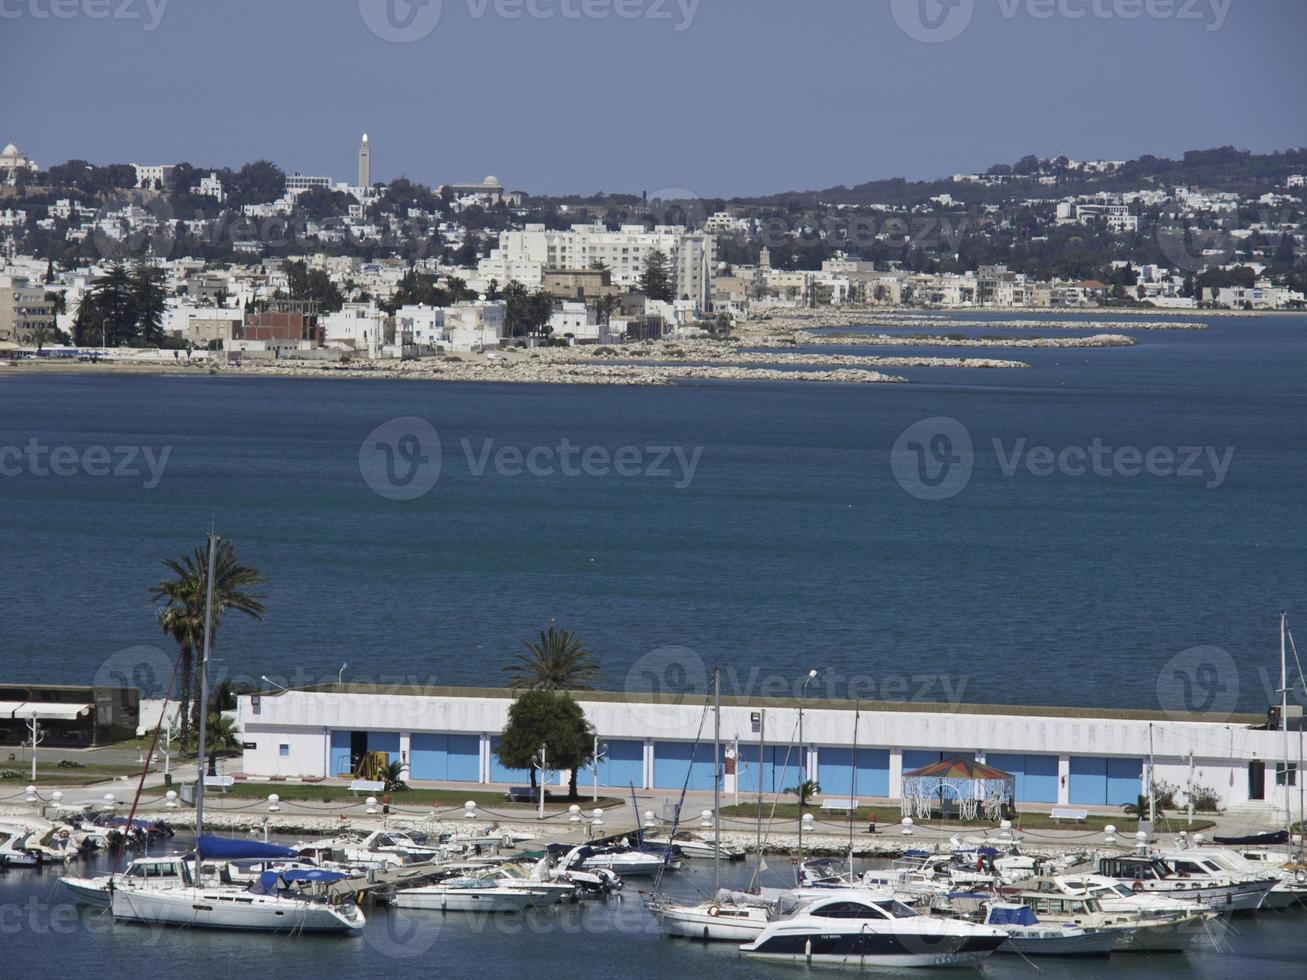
[505,786,537,804]
[820,798,858,811]
[348,779,385,796]
[1049,807,1090,823]
[206,775,235,793]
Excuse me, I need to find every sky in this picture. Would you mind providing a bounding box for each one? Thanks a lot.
[2,0,1305,197]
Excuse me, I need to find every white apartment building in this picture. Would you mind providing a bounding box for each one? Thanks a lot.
[480,224,716,310]
[547,301,602,341]
[1056,200,1139,233]
[132,164,174,189]
[445,300,505,351]
[285,173,332,194]
[321,302,388,354]
[395,304,446,348]
[194,173,225,202]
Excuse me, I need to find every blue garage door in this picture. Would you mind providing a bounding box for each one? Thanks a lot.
[902,750,947,775]
[1107,758,1142,806]
[737,744,801,795]
[581,739,644,788]
[653,741,716,791]
[410,734,480,783]
[818,747,890,798]
[1070,756,1141,805]
[368,731,401,758]
[987,754,1059,803]
[329,731,352,778]
[489,736,536,785]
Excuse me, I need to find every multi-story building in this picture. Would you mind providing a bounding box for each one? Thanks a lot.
[132,163,174,189]
[480,223,716,310]
[0,274,56,344]
[285,173,333,194]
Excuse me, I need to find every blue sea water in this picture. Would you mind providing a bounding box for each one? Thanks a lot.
[0,313,1304,714]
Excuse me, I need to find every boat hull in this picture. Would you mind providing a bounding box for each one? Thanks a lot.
[997,930,1117,957]
[741,932,1007,968]
[59,876,112,909]
[390,889,540,913]
[655,905,769,941]
[111,887,364,933]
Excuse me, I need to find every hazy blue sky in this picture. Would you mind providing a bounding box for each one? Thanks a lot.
[2,0,1304,196]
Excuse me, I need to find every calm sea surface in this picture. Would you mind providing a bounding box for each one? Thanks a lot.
[1,313,1305,713]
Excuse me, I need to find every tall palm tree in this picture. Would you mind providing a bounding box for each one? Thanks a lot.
[150,539,268,743]
[504,626,602,692]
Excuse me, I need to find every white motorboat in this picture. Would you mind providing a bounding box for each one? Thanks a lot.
[988,885,1210,954]
[640,832,745,862]
[295,829,440,869]
[740,890,1008,968]
[1035,873,1215,952]
[389,876,545,912]
[1099,853,1275,912]
[1227,848,1307,906]
[983,902,1117,957]
[555,843,668,876]
[469,859,579,904]
[651,888,777,941]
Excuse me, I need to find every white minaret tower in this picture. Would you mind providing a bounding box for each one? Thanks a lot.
[358,133,370,188]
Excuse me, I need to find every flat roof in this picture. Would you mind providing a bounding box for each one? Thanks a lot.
[258,682,1264,726]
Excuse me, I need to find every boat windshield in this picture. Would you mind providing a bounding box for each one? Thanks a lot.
[871,900,919,919]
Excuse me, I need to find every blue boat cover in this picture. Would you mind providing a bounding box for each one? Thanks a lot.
[987,905,1038,926]
[903,849,931,858]
[256,869,351,892]
[195,835,299,860]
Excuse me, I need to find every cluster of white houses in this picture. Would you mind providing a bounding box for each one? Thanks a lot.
[237,686,1301,816]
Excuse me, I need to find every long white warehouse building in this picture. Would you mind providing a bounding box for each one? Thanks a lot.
[237,685,1300,815]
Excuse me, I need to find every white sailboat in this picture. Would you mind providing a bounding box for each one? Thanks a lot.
[652,668,779,941]
[109,534,366,935]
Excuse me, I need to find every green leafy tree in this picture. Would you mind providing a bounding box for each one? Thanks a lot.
[504,626,602,692]
[150,539,268,740]
[495,691,594,797]
[285,260,344,312]
[638,249,674,302]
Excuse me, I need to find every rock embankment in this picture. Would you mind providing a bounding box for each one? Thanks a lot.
[743,309,1207,332]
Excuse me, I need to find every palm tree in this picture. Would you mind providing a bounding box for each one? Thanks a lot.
[785,779,822,807]
[504,626,602,692]
[150,539,267,743]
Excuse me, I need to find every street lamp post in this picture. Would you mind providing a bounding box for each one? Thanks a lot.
[537,743,548,820]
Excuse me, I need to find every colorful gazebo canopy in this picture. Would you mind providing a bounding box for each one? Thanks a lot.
[900,754,1016,822]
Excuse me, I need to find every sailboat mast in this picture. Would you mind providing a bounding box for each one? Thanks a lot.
[713,665,721,895]
[1282,612,1291,837]
[195,534,219,842]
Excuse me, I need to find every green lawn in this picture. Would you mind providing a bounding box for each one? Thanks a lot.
[1,762,148,788]
[207,781,625,812]
[718,803,1215,834]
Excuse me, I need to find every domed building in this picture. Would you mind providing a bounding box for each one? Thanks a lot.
[0,142,39,183]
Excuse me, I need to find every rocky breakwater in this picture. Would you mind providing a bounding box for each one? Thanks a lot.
[754,332,1137,350]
